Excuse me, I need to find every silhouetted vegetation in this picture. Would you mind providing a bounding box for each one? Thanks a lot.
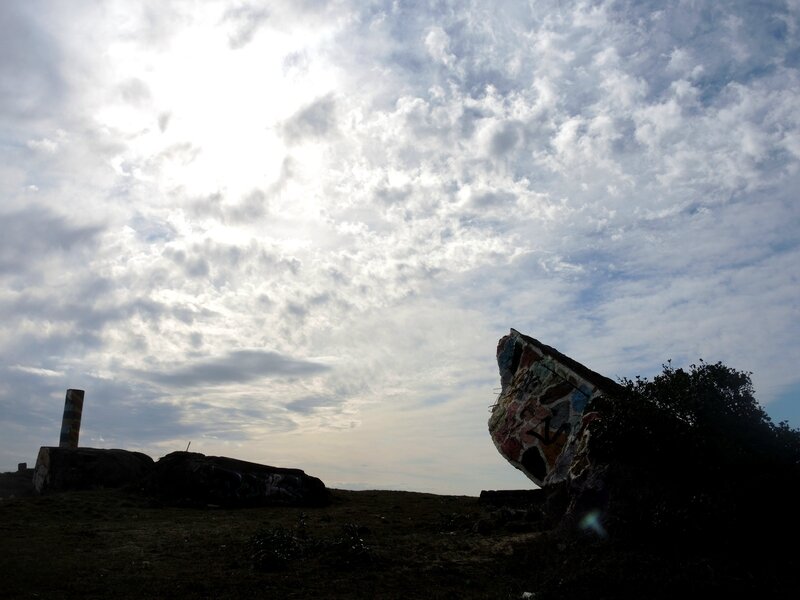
[588,360,800,544]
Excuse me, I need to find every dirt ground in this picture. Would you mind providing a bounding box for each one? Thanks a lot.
[1,472,795,599]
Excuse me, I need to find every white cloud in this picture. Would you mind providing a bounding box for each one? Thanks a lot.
[10,365,63,378]
[424,26,456,69]
[1,0,798,494]
[26,137,59,153]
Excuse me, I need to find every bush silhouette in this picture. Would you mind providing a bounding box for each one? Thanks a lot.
[587,360,800,543]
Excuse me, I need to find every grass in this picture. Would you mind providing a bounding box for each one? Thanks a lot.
[0,478,546,600]
[1,473,796,599]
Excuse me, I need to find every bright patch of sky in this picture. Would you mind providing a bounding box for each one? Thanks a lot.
[1,0,798,494]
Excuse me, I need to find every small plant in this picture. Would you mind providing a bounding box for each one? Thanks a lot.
[330,523,372,566]
[250,526,311,571]
[250,520,374,571]
[437,511,474,532]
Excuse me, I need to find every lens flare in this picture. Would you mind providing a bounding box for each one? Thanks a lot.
[579,510,607,537]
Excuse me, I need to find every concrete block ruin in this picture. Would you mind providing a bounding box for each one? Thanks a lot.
[143,452,330,507]
[489,329,623,487]
[33,388,329,506]
[33,446,155,494]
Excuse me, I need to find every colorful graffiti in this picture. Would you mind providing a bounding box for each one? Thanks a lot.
[489,329,619,487]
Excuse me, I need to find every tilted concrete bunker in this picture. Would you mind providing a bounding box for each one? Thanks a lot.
[489,329,622,487]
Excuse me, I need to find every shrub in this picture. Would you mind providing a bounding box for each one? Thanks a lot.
[586,360,800,543]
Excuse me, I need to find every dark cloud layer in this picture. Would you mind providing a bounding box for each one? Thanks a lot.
[0,367,197,452]
[141,349,329,388]
[285,394,341,414]
[0,208,103,274]
[0,2,65,119]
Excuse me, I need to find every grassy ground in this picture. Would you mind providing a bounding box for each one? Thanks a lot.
[1,472,796,599]
[0,474,546,600]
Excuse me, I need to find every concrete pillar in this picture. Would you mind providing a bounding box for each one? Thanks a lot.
[59,389,84,449]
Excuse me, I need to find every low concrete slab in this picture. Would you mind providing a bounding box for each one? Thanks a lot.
[143,451,330,507]
[33,447,154,494]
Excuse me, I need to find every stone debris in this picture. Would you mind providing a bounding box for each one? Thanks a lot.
[489,329,622,487]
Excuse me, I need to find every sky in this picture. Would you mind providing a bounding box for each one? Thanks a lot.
[1,0,799,495]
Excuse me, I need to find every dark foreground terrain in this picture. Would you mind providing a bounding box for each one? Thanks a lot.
[1,472,795,600]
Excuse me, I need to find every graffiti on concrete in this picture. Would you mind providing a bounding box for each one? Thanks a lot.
[489,329,622,487]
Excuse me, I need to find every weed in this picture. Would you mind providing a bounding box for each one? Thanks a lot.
[250,520,374,571]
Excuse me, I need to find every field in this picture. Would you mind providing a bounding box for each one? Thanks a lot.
[0,471,794,599]
[1,472,546,599]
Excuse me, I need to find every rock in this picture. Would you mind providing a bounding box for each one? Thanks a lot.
[33,447,154,494]
[489,329,622,487]
[144,452,329,507]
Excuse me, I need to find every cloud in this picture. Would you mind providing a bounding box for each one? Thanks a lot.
[10,365,64,378]
[285,394,342,414]
[425,26,456,68]
[0,2,66,119]
[118,77,152,105]
[487,121,521,157]
[0,207,103,275]
[281,94,338,143]
[1,0,798,493]
[26,137,60,153]
[157,111,171,132]
[0,365,200,459]
[141,349,330,388]
[227,189,269,222]
[222,3,269,49]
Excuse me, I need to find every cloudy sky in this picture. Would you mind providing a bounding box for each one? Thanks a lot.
[1,0,798,494]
